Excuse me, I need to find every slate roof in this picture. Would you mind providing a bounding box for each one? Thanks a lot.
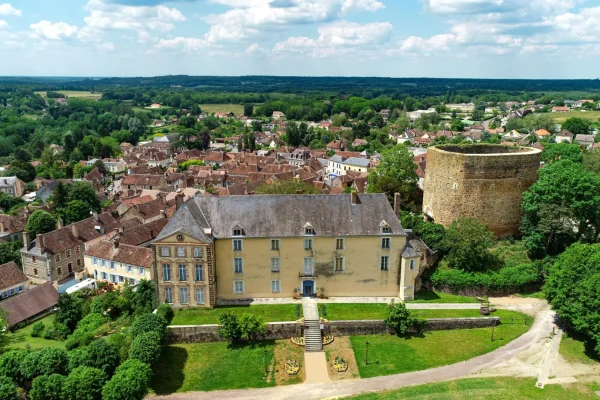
[120,218,168,246]
[0,262,27,290]
[84,241,153,268]
[0,282,59,327]
[344,157,370,167]
[155,193,405,242]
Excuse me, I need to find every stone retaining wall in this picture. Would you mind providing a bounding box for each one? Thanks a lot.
[167,317,501,343]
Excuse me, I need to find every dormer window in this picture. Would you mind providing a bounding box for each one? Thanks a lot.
[232,225,244,237]
[304,223,315,236]
[380,221,392,234]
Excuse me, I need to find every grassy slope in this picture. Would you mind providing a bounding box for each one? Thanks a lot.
[350,312,531,378]
[171,305,301,325]
[1,314,65,350]
[490,241,531,268]
[344,378,599,400]
[551,110,600,124]
[559,333,600,366]
[35,90,102,99]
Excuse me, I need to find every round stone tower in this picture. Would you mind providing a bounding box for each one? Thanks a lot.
[422,144,542,237]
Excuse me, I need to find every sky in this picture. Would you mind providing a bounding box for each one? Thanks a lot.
[0,0,600,78]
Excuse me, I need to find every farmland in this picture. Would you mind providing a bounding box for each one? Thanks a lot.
[35,90,102,100]
[551,110,600,123]
[200,104,246,115]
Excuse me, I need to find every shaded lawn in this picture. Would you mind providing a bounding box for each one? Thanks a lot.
[343,378,599,400]
[412,290,479,303]
[151,341,279,393]
[350,313,531,378]
[171,305,301,325]
[1,314,65,350]
[490,240,531,269]
[559,332,600,366]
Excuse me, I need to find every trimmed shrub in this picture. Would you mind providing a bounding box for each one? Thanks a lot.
[102,359,152,400]
[63,366,107,400]
[129,331,162,365]
[0,350,27,382]
[239,314,266,341]
[20,347,69,381]
[385,301,420,335]
[81,339,121,377]
[30,321,45,337]
[156,303,174,324]
[0,376,18,400]
[30,374,66,400]
[218,311,242,343]
[130,313,168,341]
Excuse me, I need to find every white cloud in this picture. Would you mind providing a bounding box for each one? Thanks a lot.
[156,36,208,51]
[388,33,456,55]
[2,40,23,48]
[96,42,115,50]
[0,3,21,17]
[30,20,78,40]
[245,43,269,55]
[0,20,7,29]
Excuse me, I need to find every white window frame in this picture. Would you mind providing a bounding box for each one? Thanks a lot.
[138,267,145,275]
[193,247,203,258]
[381,225,392,234]
[271,280,281,293]
[334,256,345,272]
[233,280,244,294]
[270,239,280,251]
[101,271,107,280]
[335,238,345,250]
[179,264,187,281]
[196,288,205,304]
[176,247,186,257]
[160,246,170,257]
[271,257,280,272]
[118,275,125,283]
[165,287,173,303]
[232,239,243,251]
[303,257,314,275]
[304,238,313,250]
[233,257,243,274]
[195,265,203,281]
[380,255,389,271]
[92,257,98,265]
[381,237,391,249]
[163,264,171,281]
[180,287,189,304]
[110,261,116,270]
[126,264,133,273]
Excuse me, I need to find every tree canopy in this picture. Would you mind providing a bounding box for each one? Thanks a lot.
[25,210,57,237]
[367,144,418,209]
[441,218,496,271]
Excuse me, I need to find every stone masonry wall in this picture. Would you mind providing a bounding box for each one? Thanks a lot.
[423,145,542,236]
[167,317,500,343]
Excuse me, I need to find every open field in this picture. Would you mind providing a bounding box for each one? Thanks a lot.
[171,304,301,325]
[35,90,102,99]
[1,314,65,350]
[200,104,245,115]
[350,312,531,378]
[344,377,600,400]
[551,110,600,123]
[151,339,303,393]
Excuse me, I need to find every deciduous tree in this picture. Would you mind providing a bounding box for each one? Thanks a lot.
[441,218,496,271]
[367,144,418,209]
[25,210,57,237]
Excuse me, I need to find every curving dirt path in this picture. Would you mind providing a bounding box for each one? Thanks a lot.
[151,307,556,400]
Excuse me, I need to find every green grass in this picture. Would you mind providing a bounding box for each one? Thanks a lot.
[151,341,276,393]
[35,90,102,99]
[200,104,245,115]
[412,290,479,303]
[490,241,531,269]
[171,305,301,325]
[559,332,600,366]
[551,110,600,124]
[343,377,599,400]
[1,314,65,350]
[350,311,531,378]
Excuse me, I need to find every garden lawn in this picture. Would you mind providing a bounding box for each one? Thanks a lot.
[325,305,526,321]
[350,312,531,378]
[412,290,478,303]
[559,332,600,365]
[151,341,278,393]
[171,304,301,325]
[343,378,599,400]
[1,314,65,350]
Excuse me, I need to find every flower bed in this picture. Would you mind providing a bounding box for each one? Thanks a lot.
[323,334,334,345]
[291,337,305,346]
[333,356,348,372]
[285,359,300,375]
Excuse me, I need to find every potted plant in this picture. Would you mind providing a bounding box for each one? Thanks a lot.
[293,288,300,299]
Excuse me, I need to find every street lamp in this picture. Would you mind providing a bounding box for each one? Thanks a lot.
[264,349,268,375]
[365,341,369,365]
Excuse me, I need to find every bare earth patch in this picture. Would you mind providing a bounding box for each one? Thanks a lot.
[274,340,305,386]
[325,336,360,381]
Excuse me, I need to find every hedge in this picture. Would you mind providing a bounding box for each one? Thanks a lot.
[430,263,541,296]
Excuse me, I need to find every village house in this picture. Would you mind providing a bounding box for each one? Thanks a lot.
[555,130,574,144]
[152,193,432,308]
[0,176,26,197]
[84,237,153,287]
[575,134,595,149]
[0,261,28,300]
[552,106,571,112]
[272,111,286,120]
[0,282,59,328]
[326,155,370,177]
[0,214,26,242]
[122,174,167,191]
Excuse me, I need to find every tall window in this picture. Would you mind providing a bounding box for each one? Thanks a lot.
[196,288,205,304]
[195,265,203,281]
[380,256,389,271]
[176,247,186,257]
[138,267,145,275]
[163,264,171,281]
[303,257,314,275]
[165,288,173,303]
[55,254,61,262]
[234,280,244,294]
[233,239,243,251]
[304,239,313,250]
[160,247,170,257]
[270,239,280,251]
[334,256,344,272]
[409,259,415,270]
[271,258,280,272]
[126,264,133,273]
[66,249,71,258]
[57,267,62,276]
[335,238,345,250]
[233,258,243,273]
[193,247,203,258]
[179,264,187,281]
[180,288,189,304]
[381,238,391,249]
[271,280,281,293]
[93,257,98,265]
[110,261,116,269]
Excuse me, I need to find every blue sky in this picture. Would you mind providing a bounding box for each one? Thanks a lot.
[0,0,599,78]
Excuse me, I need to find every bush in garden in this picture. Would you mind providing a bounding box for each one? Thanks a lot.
[385,301,419,336]
[30,374,66,400]
[108,333,132,363]
[0,350,27,383]
[129,331,162,365]
[63,366,107,400]
[20,347,69,380]
[0,376,18,400]
[67,348,87,372]
[80,339,121,377]
[156,303,174,324]
[65,313,108,350]
[30,321,45,337]
[101,359,152,400]
[239,314,266,341]
[129,313,168,341]
[64,332,95,350]
[218,311,242,343]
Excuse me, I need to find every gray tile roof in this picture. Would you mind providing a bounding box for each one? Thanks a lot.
[344,157,370,167]
[156,194,405,241]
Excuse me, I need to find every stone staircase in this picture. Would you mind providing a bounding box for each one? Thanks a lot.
[304,318,323,352]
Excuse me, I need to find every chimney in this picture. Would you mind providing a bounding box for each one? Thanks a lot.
[113,234,121,251]
[0,222,4,232]
[175,190,185,211]
[37,235,45,254]
[22,231,30,251]
[393,192,401,217]
[71,223,79,239]
[57,217,63,229]
[351,191,358,205]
